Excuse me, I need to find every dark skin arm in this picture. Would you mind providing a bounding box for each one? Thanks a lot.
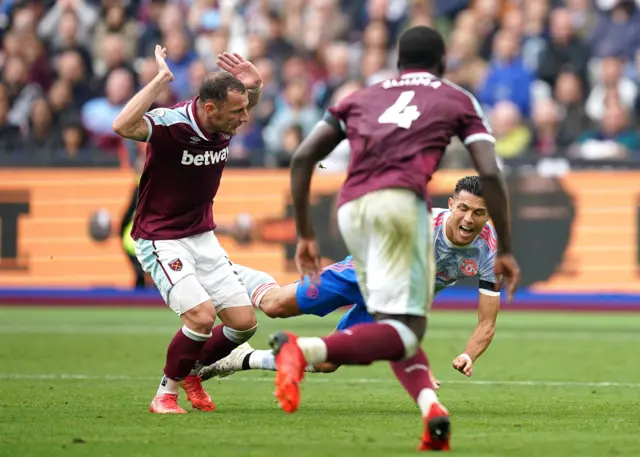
[290,121,343,280]
[467,141,521,301]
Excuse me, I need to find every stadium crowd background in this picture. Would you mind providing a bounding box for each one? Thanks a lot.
[0,0,639,170]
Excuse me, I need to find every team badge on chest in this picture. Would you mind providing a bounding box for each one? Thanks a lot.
[461,258,478,276]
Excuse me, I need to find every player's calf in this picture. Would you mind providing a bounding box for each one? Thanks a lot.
[259,285,301,319]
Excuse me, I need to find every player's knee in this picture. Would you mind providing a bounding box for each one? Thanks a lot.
[182,301,216,334]
[222,323,258,344]
[379,319,419,360]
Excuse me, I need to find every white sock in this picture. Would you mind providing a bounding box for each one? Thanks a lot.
[296,337,328,365]
[247,350,317,372]
[417,388,446,417]
[156,375,180,396]
[233,264,280,308]
[248,350,277,370]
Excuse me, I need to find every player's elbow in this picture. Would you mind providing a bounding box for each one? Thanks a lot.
[112,117,126,137]
[112,115,135,138]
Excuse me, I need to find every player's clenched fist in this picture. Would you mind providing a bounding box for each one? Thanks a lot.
[452,353,473,377]
[155,45,174,82]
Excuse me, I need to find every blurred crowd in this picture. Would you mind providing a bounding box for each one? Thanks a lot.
[0,0,639,169]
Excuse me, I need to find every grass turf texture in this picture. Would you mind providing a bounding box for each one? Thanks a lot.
[0,307,639,457]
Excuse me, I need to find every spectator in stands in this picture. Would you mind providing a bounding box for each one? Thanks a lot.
[470,0,502,61]
[47,78,75,126]
[265,10,296,68]
[52,113,94,164]
[264,76,321,160]
[137,0,167,59]
[274,123,304,167]
[589,0,640,59]
[3,55,41,129]
[566,0,598,40]
[95,34,137,95]
[0,0,638,168]
[250,57,278,126]
[22,97,57,158]
[314,42,352,109]
[573,102,640,159]
[47,7,93,75]
[490,100,533,159]
[586,55,638,121]
[554,71,594,147]
[302,0,350,51]
[444,28,487,93]
[530,98,562,157]
[0,85,22,154]
[521,0,550,72]
[361,47,393,86]
[81,69,133,152]
[93,3,139,65]
[478,29,534,117]
[164,30,198,100]
[537,7,590,91]
[54,50,94,108]
[22,33,55,92]
[37,0,98,48]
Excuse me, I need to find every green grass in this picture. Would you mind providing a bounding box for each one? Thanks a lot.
[0,307,639,457]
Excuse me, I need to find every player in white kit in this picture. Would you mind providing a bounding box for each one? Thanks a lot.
[112,46,264,414]
[201,176,501,381]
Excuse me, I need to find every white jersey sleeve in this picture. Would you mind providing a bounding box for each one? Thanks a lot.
[477,223,500,296]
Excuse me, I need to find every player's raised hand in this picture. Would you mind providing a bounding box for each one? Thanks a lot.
[452,354,473,377]
[295,238,322,285]
[216,52,262,90]
[494,253,520,303]
[154,45,174,82]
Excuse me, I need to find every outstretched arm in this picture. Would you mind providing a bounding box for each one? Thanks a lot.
[452,290,500,377]
[112,45,174,142]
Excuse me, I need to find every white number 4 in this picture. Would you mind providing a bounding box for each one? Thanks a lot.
[378,91,421,129]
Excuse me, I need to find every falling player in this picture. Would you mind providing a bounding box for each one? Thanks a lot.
[201,176,500,383]
[277,26,521,451]
[112,45,264,414]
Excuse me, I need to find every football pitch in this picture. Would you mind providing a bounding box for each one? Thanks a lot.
[1,307,639,457]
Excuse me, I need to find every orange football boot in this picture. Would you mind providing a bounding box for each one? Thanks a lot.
[419,403,451,451]
[149,393,187,414]
[181,375,216,412]
[269,331,306,414]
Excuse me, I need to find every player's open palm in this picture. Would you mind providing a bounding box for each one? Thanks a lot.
[495,253,521,303]
[155,45,174,82]
[295,238,322,284]
[216,52,261,89]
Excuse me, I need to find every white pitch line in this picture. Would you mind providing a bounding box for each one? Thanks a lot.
[0,373,638,388]
[0,326,638,341]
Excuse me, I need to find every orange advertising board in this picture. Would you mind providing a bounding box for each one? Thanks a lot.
[0,169,637,292]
